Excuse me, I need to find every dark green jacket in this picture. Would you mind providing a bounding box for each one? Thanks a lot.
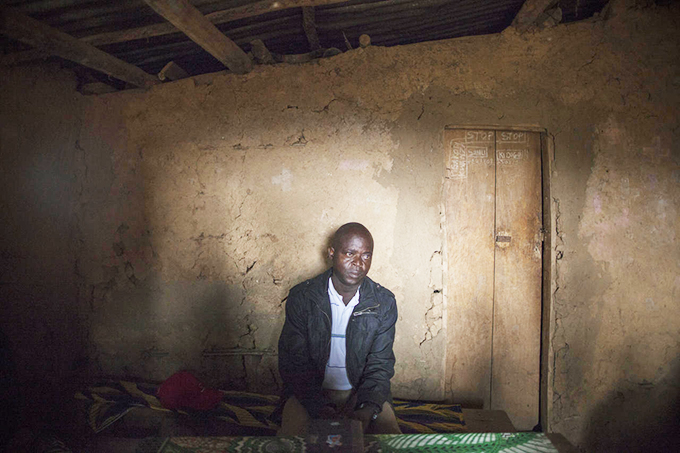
[278,268,398,417]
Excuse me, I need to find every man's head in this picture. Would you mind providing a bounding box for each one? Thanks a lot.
[328,223,374,290]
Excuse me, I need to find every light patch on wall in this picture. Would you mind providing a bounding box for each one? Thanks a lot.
[642,136,671,161]
[339,159,370,171]
[271,168,292,192]
[593,194,602,214]
[575,117,680,441]
[644,297,656,311]
[656,198,670,220]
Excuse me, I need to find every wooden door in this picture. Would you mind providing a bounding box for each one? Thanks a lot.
[444,127,542,431]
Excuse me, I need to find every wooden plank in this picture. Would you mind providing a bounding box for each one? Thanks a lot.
[445,124,545,133]
[80,82,118,95]
[204,0,347,28]
[444,128,496,409]
[250,39,276,65]
[89,0,349,47]
[143,0,252,74]
[302,7,321,51]
[540,132,555,432]
[491,130,542,430]
[158,60,189,80]
[461,409,516,433]
[3,0,352,66]
[511,0,555,32]
[545,433,580,453]
[0,7,158,87]
[359,34,371,48]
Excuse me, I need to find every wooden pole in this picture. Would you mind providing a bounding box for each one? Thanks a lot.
[93,0,350,46]
[250,39,276,65]
[0,7,158,88]
[511,0,556,32]
[158,60,189,80]
[4,0,353,66]
[143,0,254,74]
[359,34,371,48]
[302,7,321,51]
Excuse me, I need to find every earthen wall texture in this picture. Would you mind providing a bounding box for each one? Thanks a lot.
[0,66,85,385]
[1,5,678,451]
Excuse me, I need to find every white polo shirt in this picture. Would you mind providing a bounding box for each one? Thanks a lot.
[322,277,361,390]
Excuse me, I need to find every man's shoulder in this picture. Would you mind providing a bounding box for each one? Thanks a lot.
[364,277,396,304]
[288,269,330,297]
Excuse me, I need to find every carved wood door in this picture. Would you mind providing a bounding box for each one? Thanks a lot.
[444,127,543,431]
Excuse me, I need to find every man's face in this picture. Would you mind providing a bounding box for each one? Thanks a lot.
[329,231,373,288]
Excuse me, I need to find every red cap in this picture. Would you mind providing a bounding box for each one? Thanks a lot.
[157,371,223,411]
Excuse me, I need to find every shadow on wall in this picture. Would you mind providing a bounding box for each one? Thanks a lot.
[193,228,339,393]
[0,330,19,448]
[583,353,680,452]
[194,280,279,393]
[105,279,273,388]
[176,226,341,393]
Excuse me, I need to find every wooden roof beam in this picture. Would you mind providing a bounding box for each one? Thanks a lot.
[143,0,253,74]
[158,60,189,81]
[90,0,351,47]
[511,0,556,32]
[0,6,158,88]
[3,0,352,67]
[302,6,321,51]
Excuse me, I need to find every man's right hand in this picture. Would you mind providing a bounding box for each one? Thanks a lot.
[318,404,340,419]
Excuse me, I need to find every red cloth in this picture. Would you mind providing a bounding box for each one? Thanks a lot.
[157,371,223,411]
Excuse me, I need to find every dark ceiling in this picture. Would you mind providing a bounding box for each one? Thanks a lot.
[1,0,609,90]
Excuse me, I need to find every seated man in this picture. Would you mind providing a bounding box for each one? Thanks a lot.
[277,222,401,435]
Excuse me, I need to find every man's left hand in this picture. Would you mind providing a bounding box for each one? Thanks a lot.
[351,407,375,433]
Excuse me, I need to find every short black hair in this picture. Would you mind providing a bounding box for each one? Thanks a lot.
[332,222,374,250]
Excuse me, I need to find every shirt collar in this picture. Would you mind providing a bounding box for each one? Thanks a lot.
[328,277,360,307]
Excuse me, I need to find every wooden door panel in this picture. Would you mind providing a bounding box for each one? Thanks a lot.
[491,130,542,430]
[444,128,496,408]
[444,127,543,429]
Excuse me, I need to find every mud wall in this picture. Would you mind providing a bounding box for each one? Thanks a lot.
[75,67,447,396]
[0,65,86,392]
[1,3,678,451]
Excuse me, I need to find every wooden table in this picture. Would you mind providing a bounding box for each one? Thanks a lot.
[85,409,578,453]
[462,409,578,453]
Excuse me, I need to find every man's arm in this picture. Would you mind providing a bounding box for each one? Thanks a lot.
[278,288,329,418]
[354,291,398,413]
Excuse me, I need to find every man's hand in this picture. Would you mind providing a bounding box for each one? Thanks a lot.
[318,404,340,419]
[351,406,375,433]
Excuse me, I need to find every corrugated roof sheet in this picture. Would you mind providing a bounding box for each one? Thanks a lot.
[1,0,609,87]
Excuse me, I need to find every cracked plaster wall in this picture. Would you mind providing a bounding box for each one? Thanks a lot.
[1,3,678,451]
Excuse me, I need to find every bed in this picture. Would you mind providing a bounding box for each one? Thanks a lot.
[75,380,465,436]
[74,381,567,453]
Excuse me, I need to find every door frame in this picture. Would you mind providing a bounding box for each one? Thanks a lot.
[442,124,555,432]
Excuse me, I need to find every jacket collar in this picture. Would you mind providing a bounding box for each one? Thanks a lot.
[310,268,378,315]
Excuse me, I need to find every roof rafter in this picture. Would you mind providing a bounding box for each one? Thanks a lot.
[511,0,556,32]
[143,0,252,74]
[0,6,158,87]
[302,6,321,51]
[3,0,351,66]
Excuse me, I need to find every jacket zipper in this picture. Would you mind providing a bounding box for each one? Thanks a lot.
[353,304,380,316]
[346,303,380,385]
[314,302,332,355]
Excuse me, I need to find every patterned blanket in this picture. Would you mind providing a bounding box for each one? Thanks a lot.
[75,381,465,435]
[142,433,558,453]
